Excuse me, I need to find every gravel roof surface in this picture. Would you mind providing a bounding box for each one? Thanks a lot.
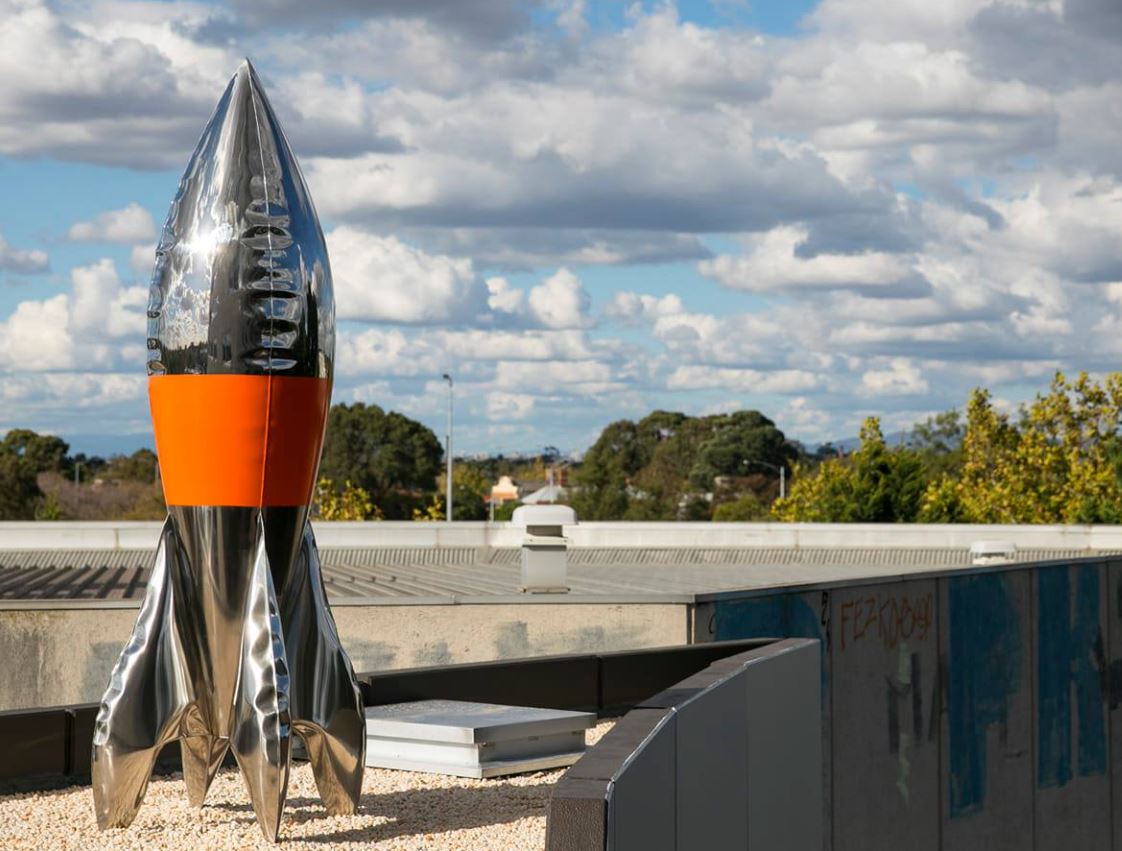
[0,720,615,850]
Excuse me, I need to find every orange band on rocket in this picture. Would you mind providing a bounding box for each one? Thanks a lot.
[149,375,330,507]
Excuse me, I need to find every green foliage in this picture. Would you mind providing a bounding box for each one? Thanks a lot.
[687,410,793,489]
[492,500,518,522]
[412,495,445,521]
[1,429,69,474]
[773,418,927,522]
[439,464,491,521]
[101,448,159,482]
[573,410,793,520]
[712,492,766,521]
[570,419,636,520]
[918,374,1122,523]
[314,477,380,521]
[0,453,43,520]
[34,493,65,521]
[908,409,964,478]
[319,403,443,519]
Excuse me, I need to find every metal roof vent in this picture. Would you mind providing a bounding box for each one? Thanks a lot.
[970,540,1016,566]
[512,504,576,593]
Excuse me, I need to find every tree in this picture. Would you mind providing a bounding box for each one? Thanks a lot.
[438,464,491,521]
[570,419,642,520]
[314,477,379,521]
[319,403,442,519]
[573,409,795,520]
[687,410,794,490]
[919,374,1122,523]
[0,454,43,520]
[909,409,964,478]
[412,495,445,521]
[101,449,159,482]
[773,418,927,522]
[1,429,69,474]
[713,492,766,521]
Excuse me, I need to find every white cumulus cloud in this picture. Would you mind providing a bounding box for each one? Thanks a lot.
[68,203,156,244]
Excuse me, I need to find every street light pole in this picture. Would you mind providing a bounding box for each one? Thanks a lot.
[743,459,786,500]
[442,373,453,522]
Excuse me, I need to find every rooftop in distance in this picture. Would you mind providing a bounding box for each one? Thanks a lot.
[2,521,1120,604]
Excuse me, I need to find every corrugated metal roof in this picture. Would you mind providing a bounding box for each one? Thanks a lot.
[0,546,1117,602]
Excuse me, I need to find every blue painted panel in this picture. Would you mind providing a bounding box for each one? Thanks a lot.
[1037,564,1107,789]
[946,572,1024,817]
[713,592,825,643]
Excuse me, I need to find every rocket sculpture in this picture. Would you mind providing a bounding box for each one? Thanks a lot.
[91,61,364,841]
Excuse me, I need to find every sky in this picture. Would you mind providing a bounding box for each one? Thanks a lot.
[1,0,1121,458]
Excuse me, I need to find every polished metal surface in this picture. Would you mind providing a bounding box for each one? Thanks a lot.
[91,519,195,830]
[92,60,363,842]
[146,60,333,379]
[280,526,364,814]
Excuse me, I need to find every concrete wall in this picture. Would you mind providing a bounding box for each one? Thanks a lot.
[698,557,1122,851]
[7,520,1122,551]
[0,601,688,711]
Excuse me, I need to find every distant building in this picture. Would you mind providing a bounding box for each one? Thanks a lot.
[489,467,571,507]
[489,475,519,505]
[521,482,568,504]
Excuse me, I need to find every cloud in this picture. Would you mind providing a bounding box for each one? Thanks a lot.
[328,227,595,329]
[699,225,916,293]
[2,0,1122,451]
[130,244,157,277]
[302,79,897,236]
[68,203,156,244]
[526,268,592,329]
[486,391,535,420]
[603,291,685,324]
[328,227,487,324]
[859,358,930,396]
[403,227,711,270]
[229,0,532,41]
[0,295,73,370]
[0,233,49,274]
[0,259,145,373]
[666,366,821,394]
[0,0,226,168]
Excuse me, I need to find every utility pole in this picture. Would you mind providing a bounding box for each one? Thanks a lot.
[744,459,786,500]
[442,373,453,522]
[74,461,82,490]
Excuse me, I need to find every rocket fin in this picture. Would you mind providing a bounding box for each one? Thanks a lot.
[283,524,365,815]
[92,518,194,830]
[230,516,292,842]
[180,722,228,808]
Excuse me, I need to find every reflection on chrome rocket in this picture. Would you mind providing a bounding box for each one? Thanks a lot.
[91,61,364,841]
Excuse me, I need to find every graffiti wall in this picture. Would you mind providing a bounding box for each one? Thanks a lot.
[703,557,1122,851]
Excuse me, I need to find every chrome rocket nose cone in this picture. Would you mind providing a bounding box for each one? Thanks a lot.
[146,60,334,379]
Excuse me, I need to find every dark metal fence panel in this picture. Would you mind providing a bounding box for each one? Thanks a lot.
[1108,561,1122,851]
[547,639,822,851]
[704,556,1122,851]
[831,579,940,851]
[743,641,822,851]
[673,669,750,850]
[361,653,603,713]
[0,707,67,787]
[606,710,676,851]
[0,639,769,794]
[709,589,833,849]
